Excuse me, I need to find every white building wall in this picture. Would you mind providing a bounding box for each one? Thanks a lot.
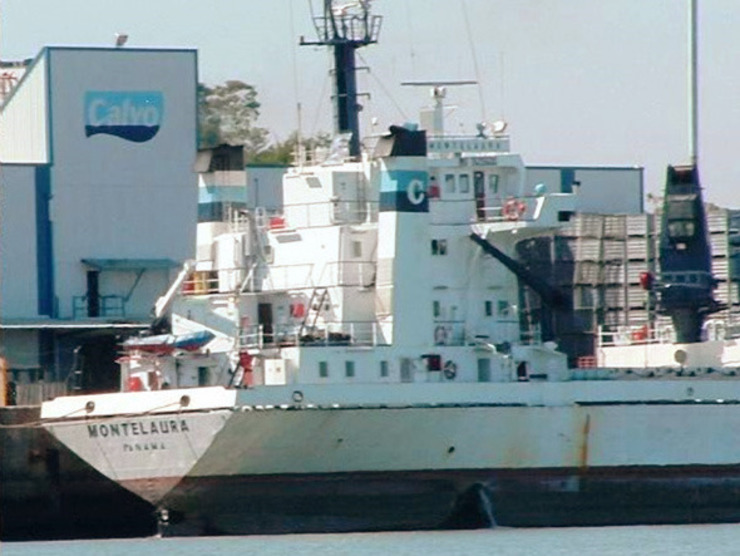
[526,166,643,215]
[246,166,285,211]
[46,48,198,319]
[0,165,39,318]
[0,53,49,163]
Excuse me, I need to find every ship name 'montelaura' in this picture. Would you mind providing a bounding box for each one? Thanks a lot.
[87,419,190,439]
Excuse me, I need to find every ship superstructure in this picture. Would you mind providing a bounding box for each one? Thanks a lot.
[37,0,740,536]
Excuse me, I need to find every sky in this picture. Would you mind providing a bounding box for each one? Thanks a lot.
[2,0,740,208]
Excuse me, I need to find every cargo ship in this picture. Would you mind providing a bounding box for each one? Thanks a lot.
[38,0,740,536]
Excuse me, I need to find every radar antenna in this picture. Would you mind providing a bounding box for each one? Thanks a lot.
[301,1,382,158]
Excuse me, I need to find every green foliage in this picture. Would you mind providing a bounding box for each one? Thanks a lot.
[251,131,333,165]
[198,80,269,154]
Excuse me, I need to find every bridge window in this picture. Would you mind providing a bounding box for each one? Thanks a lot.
[488,174,499,194]
[666,195,697,240]
[319,361,329,378]
[667,221,695,240]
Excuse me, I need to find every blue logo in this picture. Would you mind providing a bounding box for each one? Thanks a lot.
[85,91,164,143]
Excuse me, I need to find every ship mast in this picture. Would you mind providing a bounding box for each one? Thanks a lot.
[301,1,382,158]
[689,0,698,166]
[657,0,720,344]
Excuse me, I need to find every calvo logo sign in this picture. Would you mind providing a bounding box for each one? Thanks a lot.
[85,91,164,143]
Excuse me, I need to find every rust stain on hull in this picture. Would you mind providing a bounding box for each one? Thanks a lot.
[579,413,591,470]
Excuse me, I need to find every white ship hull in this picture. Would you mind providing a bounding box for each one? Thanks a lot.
[41,381,740,534]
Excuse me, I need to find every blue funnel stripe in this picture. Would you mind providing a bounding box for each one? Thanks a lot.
[379,169,428,213]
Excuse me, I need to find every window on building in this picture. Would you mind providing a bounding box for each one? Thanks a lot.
[433,300,441,318]
[319,361,329,378]
[352,240,362,258]
[345,361,355,378]
[445,174,456,193]
[459,173,470,194]
[485,300,493,317]
[380,360,389,377]
[498,300,510,317]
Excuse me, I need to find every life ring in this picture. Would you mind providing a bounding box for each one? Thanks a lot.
[443,360,457,380]
[503,198,526,221]
[434,325,448,345]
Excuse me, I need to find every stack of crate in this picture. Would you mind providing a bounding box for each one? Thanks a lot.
[554,213,658,332]
[707,206,740,317]
[518,212,657,362]
[518,206,740,362]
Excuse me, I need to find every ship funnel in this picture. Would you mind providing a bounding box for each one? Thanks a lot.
[374,126,431,346]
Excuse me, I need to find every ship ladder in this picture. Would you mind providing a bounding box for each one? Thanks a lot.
[300,287,329,340]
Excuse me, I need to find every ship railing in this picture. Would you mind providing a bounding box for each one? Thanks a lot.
[258,264,316,292]
[308,13,382,45]
[239,321,384,349]
[434,320,529,347]
[182,263,317,295]
[520,324,543,345]
[317,261,377,289]
[428,195,548,224]
[597,324,670,348]
[275,200,378,229]
[598,317,740,349]
[475,195,544,224]
[72,294,127,318]
[181,261,379,296]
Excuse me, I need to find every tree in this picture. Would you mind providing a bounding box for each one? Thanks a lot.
[251,131,333,165]
[198,80,269,154]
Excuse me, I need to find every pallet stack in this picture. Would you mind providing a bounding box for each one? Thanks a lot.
[517,206,740,364]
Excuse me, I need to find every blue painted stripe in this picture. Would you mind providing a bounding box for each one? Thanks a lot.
[379,169,427,192]
[199,185,248,204]
[35,166,54,316]
[379,191,429,213]
[379,168,428,212]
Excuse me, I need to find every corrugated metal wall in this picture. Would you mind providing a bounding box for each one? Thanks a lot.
[0,51,49,163]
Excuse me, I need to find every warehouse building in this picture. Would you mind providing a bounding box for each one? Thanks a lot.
[0,46,198,397]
